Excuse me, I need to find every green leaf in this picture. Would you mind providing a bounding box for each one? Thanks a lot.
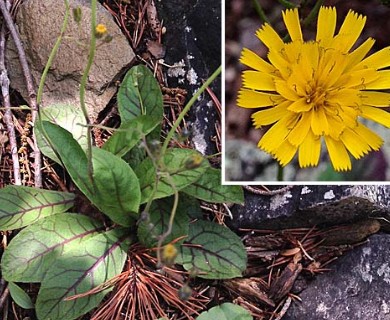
[35,104,87,164]
[0,186,74,231]
[41,121,92,194]
[118,65,164,122]
[135,148,209,203]
[42,121,141,225]
[8,282,34,309]
[178,193,203,219]
[2,213,103,283]
[123,144,147,168]
[197,303,253,320]
[182,168,244,204]
[91,147,141,224]
[137,196,190,248]
[103,115,160,157]
[36,228,131,320]
[176,220,247,279]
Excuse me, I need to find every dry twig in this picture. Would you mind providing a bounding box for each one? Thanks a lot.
[91,244,209,320]
[243,185,294,196]
[0,0,20,185]
[0,0,42,187]
[0,285,9,314]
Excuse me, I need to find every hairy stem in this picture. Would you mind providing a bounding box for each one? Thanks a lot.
[32,0,72,180]
[80,0,98,182]
[155,66,221,266]
[302,0,324,27]
[160,65,221,156]
[252,0,270,24]
[156,173,178,267]
[277,0,297,9]
[37,1,70,105]
[277,165,284,182]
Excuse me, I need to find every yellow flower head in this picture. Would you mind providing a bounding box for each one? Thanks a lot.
[184,153,204,169]
[238,6,390,171]
[95,23,107,38]
[162,243,178,266]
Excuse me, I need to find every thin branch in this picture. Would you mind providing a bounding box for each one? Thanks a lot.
[0,0,42,187]
[243,185,293,196]
[0,0,20,185]
[0,286,9,313]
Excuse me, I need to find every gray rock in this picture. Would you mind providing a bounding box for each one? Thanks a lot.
[284,234,390,320]
[6,0,134,121]
[224,139,304,182]
[225,139,279,181]
[156,0,220,156]
[229,185,390,230]
[230,186,390,319]
[224,139,388,182]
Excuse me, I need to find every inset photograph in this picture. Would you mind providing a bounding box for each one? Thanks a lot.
[224,0,390,182]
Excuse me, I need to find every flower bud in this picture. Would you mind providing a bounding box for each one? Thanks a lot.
[95,24,107,38]
[162,243,178,266]
[184,153,204,169]
[103,34,113,43]
[178,284,192,301]
[73,7,82,23]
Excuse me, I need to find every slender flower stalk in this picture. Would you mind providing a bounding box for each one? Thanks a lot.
[238,6,390,171]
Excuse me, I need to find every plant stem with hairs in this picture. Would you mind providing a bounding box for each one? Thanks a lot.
[252,0,270,24]
[160,65,221,156]
[302,0,324,27]
[277,0,297,9]
[79,0,98,183]
[155,65,221,265]
[37,1,70,105]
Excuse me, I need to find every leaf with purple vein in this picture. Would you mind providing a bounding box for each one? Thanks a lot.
[36,228,131,320]
[0,186,75,231]
[176,220,247,279]
[2,213,103,282]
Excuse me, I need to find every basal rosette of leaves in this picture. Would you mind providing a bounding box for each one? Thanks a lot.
[238,6,390,171]
[0,65,246,320]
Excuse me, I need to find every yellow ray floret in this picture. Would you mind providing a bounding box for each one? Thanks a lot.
[316,6,337,47]
[354,47,390,70]
[360,91,390,107]
[299,130,321,168]
[256,24,284,51]
[237,6,390,172]
[324,137,351,171]
[282,9,303,42]
[237,89,282,108]
[240,48,275,73]
[332,10,366,53]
